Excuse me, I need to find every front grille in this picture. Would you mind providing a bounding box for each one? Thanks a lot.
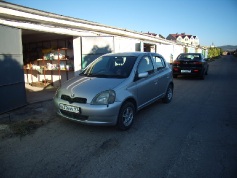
[60,110,88,120]
[61,94,87,104]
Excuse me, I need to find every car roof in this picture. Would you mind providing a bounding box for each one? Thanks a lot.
[103,52,161,57]
[179,53,202,55]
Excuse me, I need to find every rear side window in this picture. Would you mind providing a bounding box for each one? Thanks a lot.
[152,56,166,69]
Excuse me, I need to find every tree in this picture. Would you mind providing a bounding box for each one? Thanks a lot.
[208,47,221,59]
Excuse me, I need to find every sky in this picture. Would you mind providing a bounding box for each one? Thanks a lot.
[4,0,237,47]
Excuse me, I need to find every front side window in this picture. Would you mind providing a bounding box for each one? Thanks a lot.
[137,56,154,74]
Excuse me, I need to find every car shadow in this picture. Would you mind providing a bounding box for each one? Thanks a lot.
[57,101,166,133]
[174,75,205,80]
[58,117,117,132]
[56,99,164,133]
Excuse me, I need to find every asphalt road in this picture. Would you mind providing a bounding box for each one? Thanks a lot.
[1,55,237,178]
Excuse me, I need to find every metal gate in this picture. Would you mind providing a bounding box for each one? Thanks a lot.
[0,25,27,114]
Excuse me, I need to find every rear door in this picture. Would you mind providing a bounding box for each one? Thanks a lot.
[151,54,171,95]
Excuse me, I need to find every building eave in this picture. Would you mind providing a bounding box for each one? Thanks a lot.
[0,2,174,45]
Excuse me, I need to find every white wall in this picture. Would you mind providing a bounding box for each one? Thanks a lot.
[188,47,196,53]
[156,44,174,63]
[114,37,140,52]
[197,48,202,53]
[81,36,114,68]
[73,36,82,75]
[173,44,184,60]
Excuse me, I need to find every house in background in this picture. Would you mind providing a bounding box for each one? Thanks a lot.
[144,32,166,39]
[166,33,200,46]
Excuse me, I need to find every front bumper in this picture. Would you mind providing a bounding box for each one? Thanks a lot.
[54,97,122,126]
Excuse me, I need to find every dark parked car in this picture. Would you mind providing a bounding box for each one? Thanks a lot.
[172,53,209,79]
[54,52,174,130]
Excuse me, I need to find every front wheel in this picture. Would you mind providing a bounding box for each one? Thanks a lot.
[117,102,135,130]
[162,84,173,103]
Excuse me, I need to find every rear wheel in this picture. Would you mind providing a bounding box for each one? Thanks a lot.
[205,67,208,75]
[162,84,173,103]
[117,102,135,130]
[200,72,205,80]
[173,74,178,78]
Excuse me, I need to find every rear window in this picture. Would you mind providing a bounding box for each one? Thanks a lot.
[177,54,200,61]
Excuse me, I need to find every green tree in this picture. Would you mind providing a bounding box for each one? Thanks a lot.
[208,47,221,59]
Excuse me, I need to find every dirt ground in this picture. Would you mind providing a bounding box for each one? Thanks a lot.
[0,83,57,139]
[0,99,56,139]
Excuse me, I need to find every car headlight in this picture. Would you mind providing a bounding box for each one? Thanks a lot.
[91,90,116,105]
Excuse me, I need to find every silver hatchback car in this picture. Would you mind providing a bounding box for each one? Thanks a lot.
[54,52,174,130]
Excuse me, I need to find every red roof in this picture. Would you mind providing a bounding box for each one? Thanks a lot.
[170,33,193,39]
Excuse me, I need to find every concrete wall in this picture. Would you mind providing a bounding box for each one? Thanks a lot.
[155,44,207,63]
[173,44,184,61]
[197,48,202,53]
[81,36,114,69]
[0,25,27,114]
[73,36,82,75]
[114,37,140,52]
[156,44,174,63]
[188,47,196,53]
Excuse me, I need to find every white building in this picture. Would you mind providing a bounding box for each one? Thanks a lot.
[0,1,207,113]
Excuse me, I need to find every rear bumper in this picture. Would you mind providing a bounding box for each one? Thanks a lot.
[173,67,204,76]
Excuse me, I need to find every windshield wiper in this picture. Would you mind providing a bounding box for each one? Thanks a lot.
[86,73,109,77]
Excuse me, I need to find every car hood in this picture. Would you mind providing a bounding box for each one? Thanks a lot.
[59,76,126,102]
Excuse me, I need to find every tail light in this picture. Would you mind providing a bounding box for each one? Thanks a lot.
[193,62,202,65]
[194,69,199,72]
[173,61,180,65]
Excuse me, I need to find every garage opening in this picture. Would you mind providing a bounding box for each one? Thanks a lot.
[22,30,74,103]
[144,43,156,52]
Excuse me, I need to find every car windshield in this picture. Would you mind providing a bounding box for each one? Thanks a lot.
[177,54,201,61]
[80,55,137,78]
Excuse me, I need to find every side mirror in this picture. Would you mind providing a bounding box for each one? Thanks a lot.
[138,72,149,78]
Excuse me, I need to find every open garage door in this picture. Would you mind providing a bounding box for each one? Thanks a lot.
[0,25,27,114]
[144,43,156,52]
[21,29,74,103]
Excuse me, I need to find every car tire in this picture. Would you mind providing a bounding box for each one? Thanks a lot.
[205,67,208,75]
[200,72,205,80]
[162,84,173,103]
[117,102,135,130]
